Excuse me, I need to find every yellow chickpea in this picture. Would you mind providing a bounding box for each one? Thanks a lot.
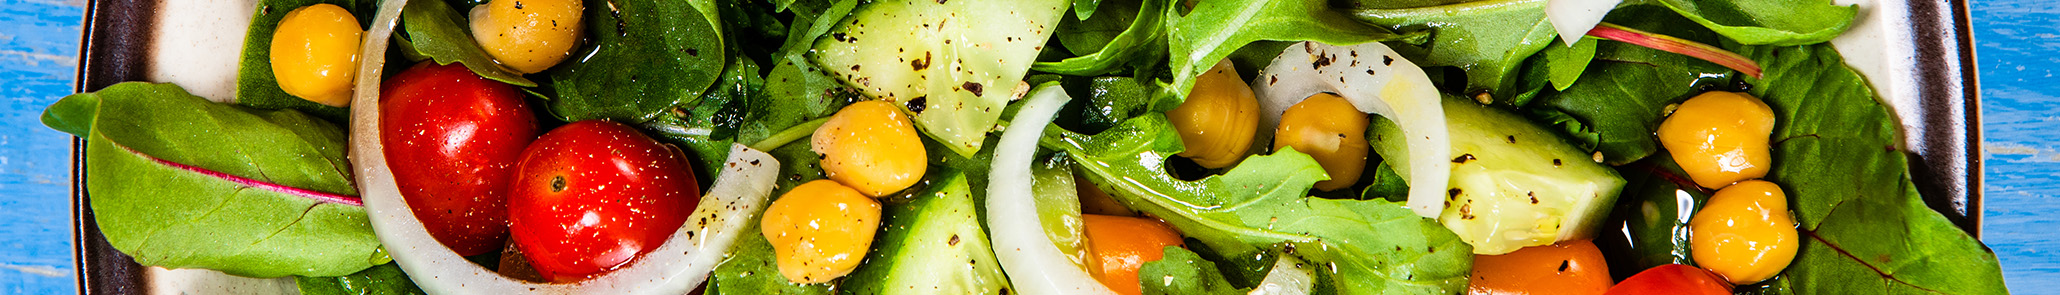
[761,180,883,284]
[1657,91,1776,189]
[469,0,583,74]
[1274,93,1370,191]
[269,3,362,107]
[1167,60,1260,169]
[813,100,927,197]
[1689,180,1797,284]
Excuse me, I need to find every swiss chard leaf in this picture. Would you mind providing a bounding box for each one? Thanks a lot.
[295,263,424,295]
[1741,44,2006,294]
[235,0,380,121]
[397,0,537,86]
[1139,247,1245,295]
[548,0,725,123]
[1641,0,1856,46]
[42,82,382,278]
[1041,114,1473,294]
[1347,0,1555,99]
[1160,0,1419,110]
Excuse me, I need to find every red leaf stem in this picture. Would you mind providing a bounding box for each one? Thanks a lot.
[1586,23,1764,78]
[126,146,364,206]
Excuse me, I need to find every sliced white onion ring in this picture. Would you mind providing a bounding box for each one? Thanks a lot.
[988,84,1118,295]
[349,1,779,292]
[1249,41,1450,218]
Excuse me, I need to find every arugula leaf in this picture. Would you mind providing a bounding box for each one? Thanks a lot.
[1036,0,1170,76]
[236,0,379,121]
[1160,0,1418,110]
[397,0,537,87]
[548,0,725,123]
[1641,0,1856,46]
[1139,247,1244,295]
[1041,114,1472,294]
[1739,44,2006,294]
[42,82,382,278]
[296,263,424,295]
[1347,0,1554,99]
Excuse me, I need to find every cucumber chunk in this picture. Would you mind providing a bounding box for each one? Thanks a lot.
[1370,96,1626,255]
[809,0,1068,156]
[841,170,1012,294]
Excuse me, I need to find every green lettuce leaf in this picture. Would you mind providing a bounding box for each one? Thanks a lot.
[1741,44,2006,295]
[548,0,725,123]
[1347,0,1554,99]
[42,82,382,278]
[1041,114,1472,294]
[1642,0,1856,46]
[397,0,537,87]
[295,263,424,295]
[1160,0,1419,110]
[235,0,380,121]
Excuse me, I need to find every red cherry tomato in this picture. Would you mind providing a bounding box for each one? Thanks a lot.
[1604,264,1733,295]
[1468,240,1614,295]
[507,120,702,282]
[380,61,537,256]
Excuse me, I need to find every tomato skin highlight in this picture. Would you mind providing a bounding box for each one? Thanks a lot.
[1082,214,1185,295]
[1603,264,1732,295]
[507,120,702,282]
[380,61,536,256]
[1467,240,1613,295]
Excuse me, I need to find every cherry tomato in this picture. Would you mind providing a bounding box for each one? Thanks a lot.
[1467,240,1613,295]
[1082,214,1185,295]
[507,120,701,282]
[1603,264,1733,295]
[380,61,536,256]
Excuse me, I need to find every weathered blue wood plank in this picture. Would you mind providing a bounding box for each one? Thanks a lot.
[0,0,83,294]
[1975,0,2060,291]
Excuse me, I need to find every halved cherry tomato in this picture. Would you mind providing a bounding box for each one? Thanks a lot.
[507,120,701,282]
[380,61,536,256]
[1468,240,1613,295]
[1082,214,1185,295]
[1603,264,1732,295]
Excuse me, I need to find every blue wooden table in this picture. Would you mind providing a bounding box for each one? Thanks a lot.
[0,0,2054,293]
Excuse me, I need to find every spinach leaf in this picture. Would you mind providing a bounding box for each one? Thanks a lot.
[642,56,765,180]
[707,143,835,295]
[1592,152,1710,279]
[236,0,380,121]
[1516,7,1737,164]
[295,263,424,295]
[1041,114,1472,294]
[1641,0,1856,46]
[1347,0,1554,99]
[397,0,537,87]
[1544,37,1598,91]
[1740,44,2006,294]
[42,82,382,278]
[1139,247,1244,295]
[1161,0,1418,110]
[548,0,725,123]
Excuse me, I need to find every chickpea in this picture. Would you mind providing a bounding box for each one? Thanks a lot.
[1689,180,1797,284]
[1657,91,1776,189]
[1082,214,1184,295]
[269,3,362,107]
[1273,93,1370,191]
[761,180,883,284]
[1167,60,1260,169]
[813,100,928,197]
[470,0,583,74]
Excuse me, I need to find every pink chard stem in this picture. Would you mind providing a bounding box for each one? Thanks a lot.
[128,146,364,206]
[1586,23,1763,78]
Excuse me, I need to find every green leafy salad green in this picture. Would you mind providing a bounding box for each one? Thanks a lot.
[44,0,2008,293]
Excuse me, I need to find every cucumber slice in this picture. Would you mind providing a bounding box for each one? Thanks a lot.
[841,170,1012,294]
[809,0,1068,156]
[1371,96,1626,255]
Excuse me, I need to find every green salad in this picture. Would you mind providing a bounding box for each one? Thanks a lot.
[43,0,2009,294]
